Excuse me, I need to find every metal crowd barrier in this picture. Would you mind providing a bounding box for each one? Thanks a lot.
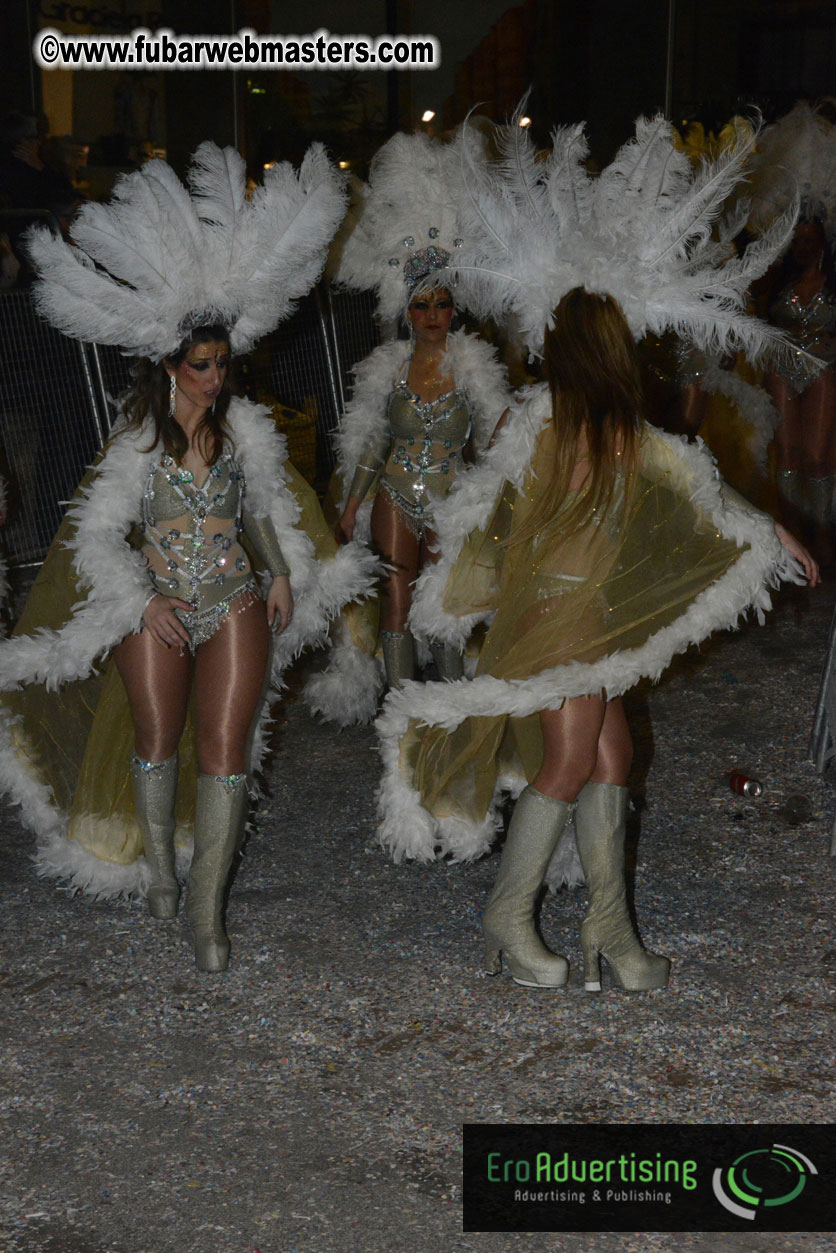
[0,283,379,569]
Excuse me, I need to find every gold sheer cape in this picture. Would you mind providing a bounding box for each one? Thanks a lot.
[377,414,787,861]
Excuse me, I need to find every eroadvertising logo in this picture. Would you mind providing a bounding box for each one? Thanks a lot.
[462,1124,835,1233]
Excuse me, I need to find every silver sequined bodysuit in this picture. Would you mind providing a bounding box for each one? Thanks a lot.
[141,451,289,651]
[770,282,836,392]
[348,380,473,536]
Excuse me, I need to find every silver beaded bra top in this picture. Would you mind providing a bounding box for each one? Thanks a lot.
[770,283,836,354]
[140,452,254,614]
[769,282,836,389]
[379,381,472,510]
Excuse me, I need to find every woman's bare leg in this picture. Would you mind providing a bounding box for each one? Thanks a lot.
[114,627,191,918]
[530,695,665,990]
[113,628,191,760]
[188,596,271,972]
[370,491,420,633]
[533,695,631,802]
[798,370,836,478]
[371,492,420,686]
[797,370,836,559]
[768,372,806,531]
[420,525,464,680]
[590,698,633,784]
[193,596,271,775]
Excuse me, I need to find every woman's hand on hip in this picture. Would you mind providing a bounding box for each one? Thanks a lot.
[266,575,293,633]
[142,593,194,648]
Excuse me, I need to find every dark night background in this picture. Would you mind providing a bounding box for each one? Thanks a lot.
[2,0,834,189]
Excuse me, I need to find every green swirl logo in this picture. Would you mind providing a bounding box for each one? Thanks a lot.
[713,1144,817,1220]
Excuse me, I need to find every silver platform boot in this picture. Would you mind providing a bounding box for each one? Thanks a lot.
[574,782,670,992]
[429,640,464,682]
[186,773,249,973]
[482,785,571,988]
[131,753,180,920]
[380,628,415,690]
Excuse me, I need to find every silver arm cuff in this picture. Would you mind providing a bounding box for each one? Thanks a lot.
[242,511,290,578]
[347,462,381,504]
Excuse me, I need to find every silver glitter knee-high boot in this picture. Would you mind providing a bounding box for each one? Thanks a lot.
[775,468,806,530]
[131,753,180,920]
[482,785,571,988]
[186,773,249,973]
[429,640,464,681]
[808,475,835,561]
[573,782,670,992]
[380,629,415,690]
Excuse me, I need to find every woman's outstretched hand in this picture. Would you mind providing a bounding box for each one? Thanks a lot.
[775,523,821,586]
[142,593,194,648]
[266,575,293,633]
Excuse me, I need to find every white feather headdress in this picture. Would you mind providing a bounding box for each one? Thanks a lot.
[26,142,346,361]
[747,101,836,238]
[450,110,799,363]
[331,130,467,334]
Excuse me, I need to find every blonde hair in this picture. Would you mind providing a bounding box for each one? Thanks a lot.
[510,287,643,546]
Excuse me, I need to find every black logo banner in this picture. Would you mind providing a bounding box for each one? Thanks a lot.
[463,1124,836,1232]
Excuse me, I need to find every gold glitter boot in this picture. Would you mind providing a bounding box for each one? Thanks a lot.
[131,753,180,920]
[186,773,248,973]
[574,782,670,992]
[482,786,570,988]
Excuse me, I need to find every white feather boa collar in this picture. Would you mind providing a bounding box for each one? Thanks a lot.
[336,329,512,487]
[376,383,803,865]
[0,397,375,694]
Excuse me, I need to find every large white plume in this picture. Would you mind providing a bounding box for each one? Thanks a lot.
[330,130,472,334]
[26,141,346,361]
[747,101,836,240]
[449,108,801,366]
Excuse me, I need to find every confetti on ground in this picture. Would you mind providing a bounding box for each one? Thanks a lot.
[1,580,835,1252]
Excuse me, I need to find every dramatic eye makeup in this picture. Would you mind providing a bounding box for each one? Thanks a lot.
[186,354,230,371]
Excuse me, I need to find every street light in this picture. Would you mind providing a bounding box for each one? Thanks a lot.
[421,110,436,123]
[519,116,532,128]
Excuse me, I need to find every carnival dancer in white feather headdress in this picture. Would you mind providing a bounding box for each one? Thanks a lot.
[746,103,836,559]
[375,111,819,993]
[303,130,513,726]
[0,142,377,972]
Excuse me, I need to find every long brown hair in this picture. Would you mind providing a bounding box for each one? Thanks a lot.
[510,287,644,545]
[121,324,233,464]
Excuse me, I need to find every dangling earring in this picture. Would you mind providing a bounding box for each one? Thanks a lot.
[408,319,415,348]
[168,374,176,418]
